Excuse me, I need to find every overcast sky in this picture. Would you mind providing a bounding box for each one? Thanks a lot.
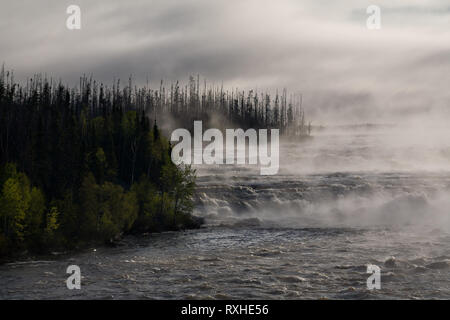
[1,0,449,124]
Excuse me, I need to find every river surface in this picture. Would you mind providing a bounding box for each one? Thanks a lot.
[1,125,450,299]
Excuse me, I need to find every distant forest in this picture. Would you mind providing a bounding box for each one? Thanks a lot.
[0,67,310,258]
[0,72,311,137]
[150,75,312,137]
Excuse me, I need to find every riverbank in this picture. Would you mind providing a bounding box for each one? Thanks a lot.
[0,214,205,265]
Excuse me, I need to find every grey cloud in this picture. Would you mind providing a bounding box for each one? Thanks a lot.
[0,0,449,124]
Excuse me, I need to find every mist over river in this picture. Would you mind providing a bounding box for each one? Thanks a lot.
[1,124,450,299]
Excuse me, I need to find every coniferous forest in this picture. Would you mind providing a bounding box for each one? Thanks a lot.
[0,68,199,258]
[152,75,311,137]
[0,67,310,258]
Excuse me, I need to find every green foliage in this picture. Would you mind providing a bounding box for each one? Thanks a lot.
[0,168,31,244]
[24,187,46,249]
[79,177,138,242]
[161,164,196,228]
[44,206,59,240]
[0,164,45,254]
[0,73,201,259]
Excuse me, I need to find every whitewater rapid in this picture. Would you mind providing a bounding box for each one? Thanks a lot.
[1,124,449,299]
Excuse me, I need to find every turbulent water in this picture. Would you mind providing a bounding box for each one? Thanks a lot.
[1,124,450,299]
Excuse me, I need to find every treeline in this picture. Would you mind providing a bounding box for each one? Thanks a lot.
[0,70,311,137]
[0,68,200,258]
[155,76,311,136]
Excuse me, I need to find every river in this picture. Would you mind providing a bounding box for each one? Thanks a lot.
[1,124,449,299]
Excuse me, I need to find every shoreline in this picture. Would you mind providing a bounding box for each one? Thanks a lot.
[0,215,205,265]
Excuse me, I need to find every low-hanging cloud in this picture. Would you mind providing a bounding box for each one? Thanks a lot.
[1,0,449,124]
